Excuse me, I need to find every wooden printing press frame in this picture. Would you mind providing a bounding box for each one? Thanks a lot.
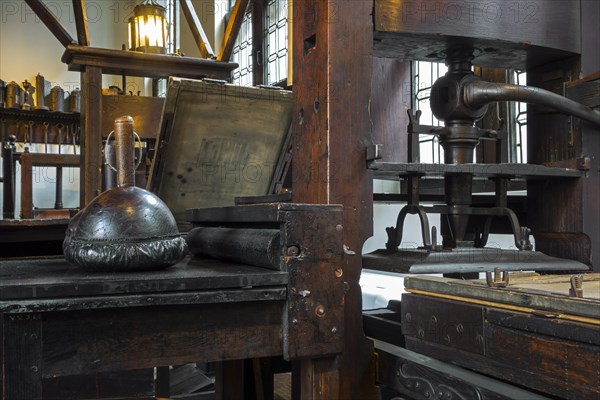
[147,77,293,231]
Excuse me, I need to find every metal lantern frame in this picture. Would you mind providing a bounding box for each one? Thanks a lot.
[128,0,169,54]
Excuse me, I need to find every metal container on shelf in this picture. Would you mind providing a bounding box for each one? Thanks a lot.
[48,85,65,112]
[68,88,81,113]
[5,81,24,109]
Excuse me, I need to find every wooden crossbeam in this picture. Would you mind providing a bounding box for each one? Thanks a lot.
[217,0,251,61]
[23,0,76,48]
[72,0,90,46]
[180,0,215,59]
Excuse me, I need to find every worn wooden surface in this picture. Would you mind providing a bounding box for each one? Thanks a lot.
[402,292,600,399]
[148,79,293,228]
[370,58,411,163]
[0,257,287,302]
[374,339,551,400]
[217,0,251,62]
[80,65,102,205]
[101,95,164,140]
[72,0,89,46]
[180,0,215,58]
[404,275,600,319]
[292,1,376,397]
[62,45,237,80]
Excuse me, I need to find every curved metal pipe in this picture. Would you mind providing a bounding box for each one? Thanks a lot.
[463,81,600,127]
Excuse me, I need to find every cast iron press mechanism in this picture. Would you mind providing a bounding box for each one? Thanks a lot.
[366,49,600,273]
[63,116,186,271]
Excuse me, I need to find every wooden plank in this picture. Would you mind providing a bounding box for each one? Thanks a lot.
[4,313,43,399]
[40,302,284,377]
[80,65,103,206]
[486,324,600,399]
[217,0,251,61]
[19,151,34,219]
[403,275,600,320]
[101,95,164,140]
[72,0,89,46]
[291,1,376,397]
[43,369,154,399]
[370,58,411,163]
[180,0,215,59]
[23,0,76,48]
[292,357,339,400]
[374,339,551,400]
[22,153,79,167]
[215,360,245,400]
[62,45,237,80]
[0,287,286,314]
[0,257,288,301]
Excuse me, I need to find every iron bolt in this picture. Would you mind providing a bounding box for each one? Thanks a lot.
[405,313,412,322]
[443,334,451,344]
[456,323,464,333]
[292,318,299,325]
[424,391,431,398]
[287,245,300,257]
[335,224,343,231]
[31,366,39,373]
[335,268,343,278]
[418,329,425,338]
[430,315,437,323]
[331,326,338,334]
[315,305,325,317]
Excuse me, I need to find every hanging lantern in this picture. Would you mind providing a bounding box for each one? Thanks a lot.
[128,0,168,54]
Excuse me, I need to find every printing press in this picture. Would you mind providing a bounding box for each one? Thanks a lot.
[1,0,599,399]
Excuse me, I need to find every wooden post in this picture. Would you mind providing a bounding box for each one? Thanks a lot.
[292,1,376,398]
[80,66,103,206]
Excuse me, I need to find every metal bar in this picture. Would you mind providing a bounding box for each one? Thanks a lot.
[464,81,600,127]
[72,0,90,46]
[180,0,215,59]
[252,0,266,85]
[217,0,251,61]
[369,162,584,179]
[23,0,76,48]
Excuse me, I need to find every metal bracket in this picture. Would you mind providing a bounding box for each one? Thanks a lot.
[569,274,584,298]
[486,267,509,288]
[366,144,383,162]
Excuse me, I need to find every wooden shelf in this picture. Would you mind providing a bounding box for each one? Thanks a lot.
[61,45,238,80]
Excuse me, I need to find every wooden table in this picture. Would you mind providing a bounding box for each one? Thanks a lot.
[0,256,291,399]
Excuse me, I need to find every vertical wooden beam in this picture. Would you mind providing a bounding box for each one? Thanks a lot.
[23,0,76,48]
[72,0,90,46]
[215,360,245,400]
[180,0,215,59]
[217,0,251,61]
[292,357,339,400]
[20,151,34,219]
[252,0,265,85]
[4,314,43,399]
[80,66,103,206]
[292,1,376,398]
